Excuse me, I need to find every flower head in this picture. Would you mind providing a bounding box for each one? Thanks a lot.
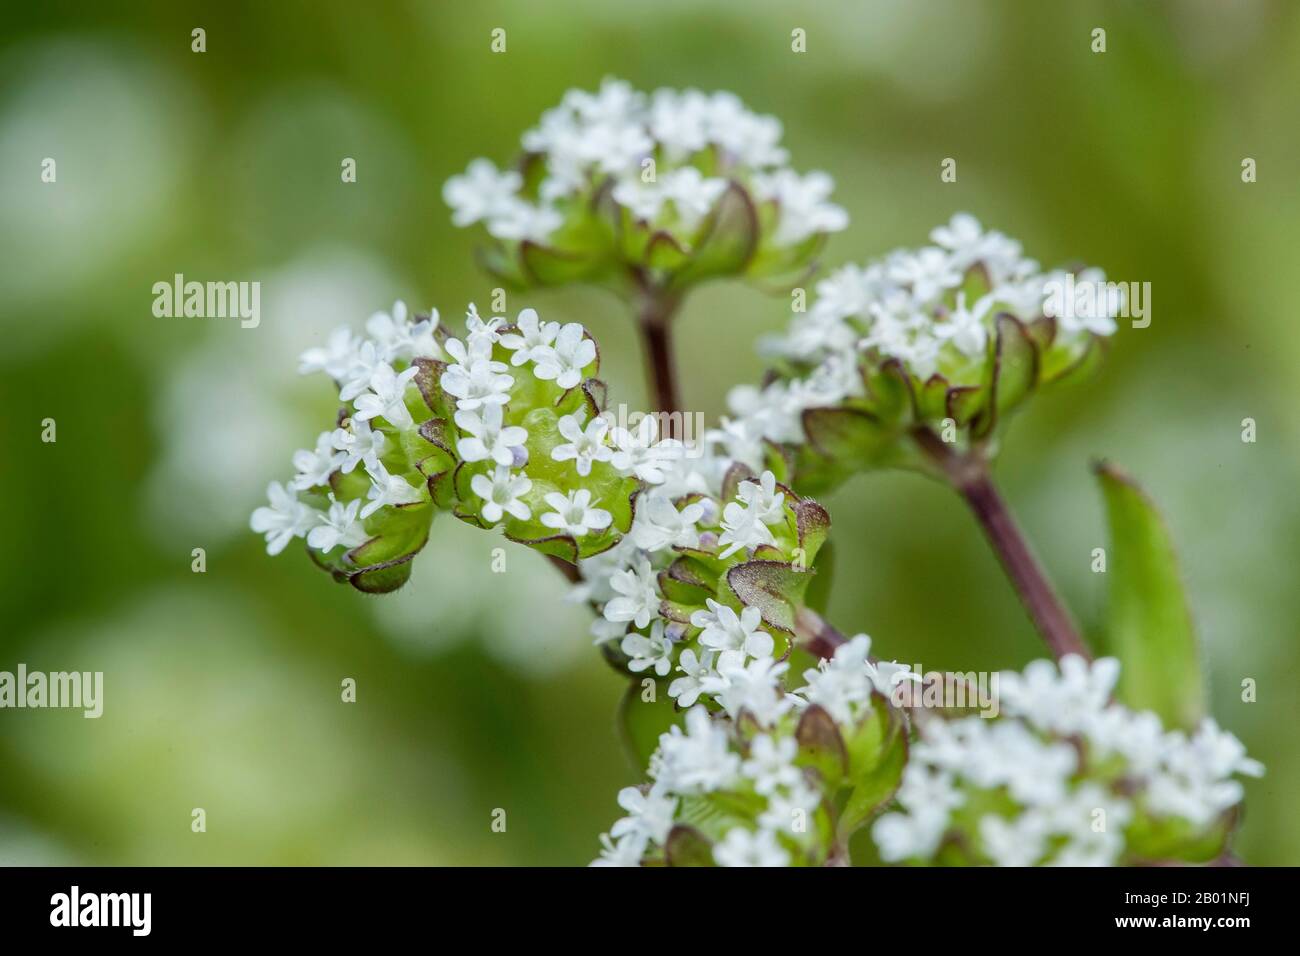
[445,79,847,292]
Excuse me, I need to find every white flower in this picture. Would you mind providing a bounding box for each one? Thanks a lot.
[610,177,667,222]
[464,303,505,347]
[590,831,645,867]
[337,339,384,402]
[885,246,963,304]
[648,87,710,160]
[360,460,425,518]
[929,212,984,253]
[366,301,442,362]
[716,501,776,558]
[759,780,821,836]
[454,402,528,467]
[742,735,800,796]
[298,326,360,380]
[799,634,874,724]
[306,495,369,553]
[331,417,387,475]
[704,655,792,725]
[690,599,773,659]
[632,494,704,552]
[443,158,523,227]
[613,167,727,232]
[933,292,992,359]
[610,415,681,484]
[621,620,674,677]
[540,488,612,538]
[567,77,644,126]
[872,806,949,862]
[551,414,613,476]
[468,465,532,524]
[751,169,847,246]
[895,765,965,816]
[531,322,595,390]
[250,481,318,555]
[497,308,559,366]
[487,198,563,243]
[979,813,1047,867]
[706,90,787,168]
[610,785,678,846]
[713,827,790,867]
[999,654,1119,736]
[650,706,740,795]
[1185,719,1265,781]
[668,648,713,708]
[589,617,627,646]
[660,166,728,232]
[736,470,786,524]
[602,556,660,629]
[353,362,419,430]
[440,338,514,412]
[290,431,344,490]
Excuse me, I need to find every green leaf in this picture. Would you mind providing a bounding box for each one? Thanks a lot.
[725,559,812,634]
[668,181,758,289]
[972,313,1038,439]
[801,407,894,468]
[347,554,417,593]
[519,240,599,286]
[865,360,912,424]
[795,704,849,789]
[1125,809,1232,864]
[1095,461,1204,729]
[792,498,830,565]
[837,696,908,838]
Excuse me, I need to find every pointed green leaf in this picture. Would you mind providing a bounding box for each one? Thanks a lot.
[1095,461,1204,729]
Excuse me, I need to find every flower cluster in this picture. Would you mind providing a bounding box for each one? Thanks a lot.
[712,214,1124,490]
[250,300,644,591]
[574,441,833,713]
[444,78,847,293]
[871,655,1263,866]
[594,636,914,867]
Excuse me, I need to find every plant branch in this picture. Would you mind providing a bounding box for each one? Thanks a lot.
[913,429,1091,662]
[632,274,684,415]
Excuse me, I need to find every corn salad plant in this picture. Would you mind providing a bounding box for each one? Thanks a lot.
[252,80,1260,867]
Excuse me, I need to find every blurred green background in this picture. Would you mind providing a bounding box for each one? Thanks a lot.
[1,0,1296,865]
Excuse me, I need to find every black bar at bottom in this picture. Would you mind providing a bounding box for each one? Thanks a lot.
[0,864,1282,940]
